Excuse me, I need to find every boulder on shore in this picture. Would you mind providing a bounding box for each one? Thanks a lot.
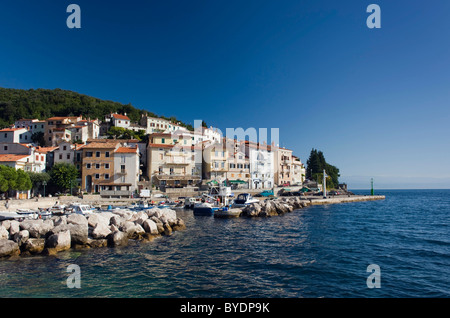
[0,240,20,258]
[0,225,9,240]
[21,238,45,255]
[45,230,71,253]
[107,230,128,247]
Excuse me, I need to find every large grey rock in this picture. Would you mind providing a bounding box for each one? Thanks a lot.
[172,218,186,231]
[91,222,112,239]
[20,219,53,238]
[46,223,88,245]
[0,225,9,240]
[129,211,148,225]
[273,201,289,214]
[87,213,111,228]
[13,230,29,246]
[45,230,71,252]
[1,220,11,231]
[53,216,67,226]
[107,231,128,247]
[121,221,145,238]
[21,238,45,255]
[110,215,125,227]
[67,214,88,227]
[9,221,20,237]
[0,240,20,258]
[156,208,177,223]
[243,203,262,217]
[142,219,158,235]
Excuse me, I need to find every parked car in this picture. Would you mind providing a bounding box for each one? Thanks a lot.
[257,190,274,197]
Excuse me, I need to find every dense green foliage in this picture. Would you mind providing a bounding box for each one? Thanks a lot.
[0,87,194,131]
[106,126,147,142]
[49,163,78,192]
[0,165,32,194]
[26,171,51,195]
[306,148,340,189]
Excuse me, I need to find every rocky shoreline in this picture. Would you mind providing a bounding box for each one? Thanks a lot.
[241,196,311,217]
[0,207,186,258]
[0,195,385,259]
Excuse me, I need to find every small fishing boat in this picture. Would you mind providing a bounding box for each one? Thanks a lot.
[214,207,242,218]
[49,205,67,216]
[193,202,221,216]
[193,185,233,216]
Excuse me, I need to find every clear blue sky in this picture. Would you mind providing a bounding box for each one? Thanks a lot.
[1,0,449,189]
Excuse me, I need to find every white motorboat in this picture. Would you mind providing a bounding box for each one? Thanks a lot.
[16,209,40,219]
[68,203,94,215]
[232,193,259,208]
[184,197,201,209]
[0,212,24,221]
[49,205,67,216]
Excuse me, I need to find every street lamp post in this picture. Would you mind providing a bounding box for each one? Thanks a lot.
[42,181,47,197]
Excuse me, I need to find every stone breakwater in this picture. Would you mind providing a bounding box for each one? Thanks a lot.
[0,208,186,258]
[240,195,386,217]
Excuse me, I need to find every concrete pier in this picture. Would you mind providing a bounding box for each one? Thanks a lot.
[307,195,386,205]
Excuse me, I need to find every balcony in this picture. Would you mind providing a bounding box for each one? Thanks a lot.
[165,157,190,165]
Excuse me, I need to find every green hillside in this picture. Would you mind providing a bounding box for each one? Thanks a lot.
[0,87,193,130]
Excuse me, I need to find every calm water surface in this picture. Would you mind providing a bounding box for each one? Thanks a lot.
[0,190,449,297]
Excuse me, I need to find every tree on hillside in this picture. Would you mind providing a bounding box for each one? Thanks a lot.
[306,148,340,189]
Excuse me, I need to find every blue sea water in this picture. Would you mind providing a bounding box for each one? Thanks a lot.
[0,190,449,298]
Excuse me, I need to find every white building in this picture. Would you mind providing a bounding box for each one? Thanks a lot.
[0,128,32,144]
[113,145,140,193]
[242,141,275,189]
[0,143,47,173]
[139,115,188,135]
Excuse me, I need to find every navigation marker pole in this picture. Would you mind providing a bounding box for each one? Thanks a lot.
[371,178,374,196]
[323,169,327,199]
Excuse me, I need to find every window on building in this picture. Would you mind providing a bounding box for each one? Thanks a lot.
[105,163,110,169]
[96,151,100,158]
[63,146,67,151]
[3,146,7,151]
[104,174,110,180]
[86,163,91,169]
[105,152,110,158]
[121,165,126,173]
[96,164,100,169]
[161,138,165,144]
[170,168,174,175]
[95,174,100,179]
[67,154,70,160]
[59,154,63,160]
[86,152,93,157]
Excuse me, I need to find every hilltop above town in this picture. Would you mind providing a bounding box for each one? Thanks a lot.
[0,87,194,131]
